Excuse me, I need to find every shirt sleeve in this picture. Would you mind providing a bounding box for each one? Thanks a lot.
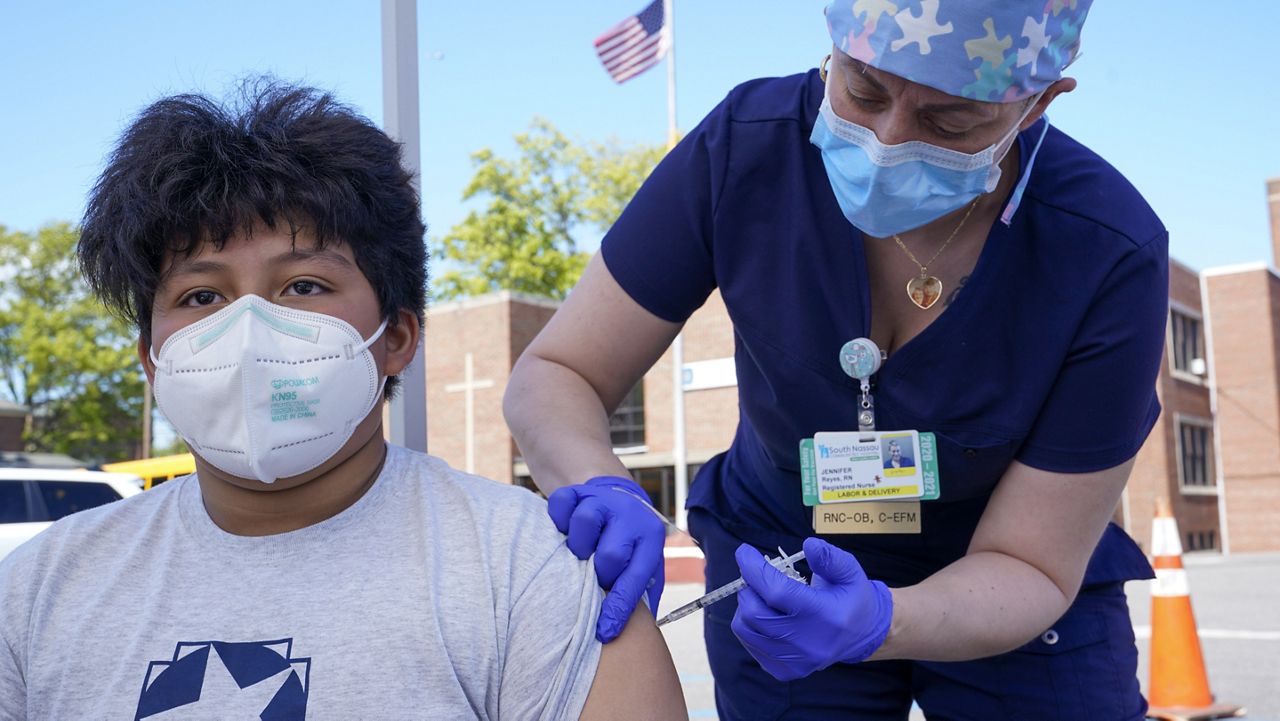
[0,552,31,719]
[497,542,603,721]
[1016,232,1169,472]
[599,96,732,323]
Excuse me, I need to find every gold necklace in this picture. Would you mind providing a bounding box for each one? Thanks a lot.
[892,198,980,310]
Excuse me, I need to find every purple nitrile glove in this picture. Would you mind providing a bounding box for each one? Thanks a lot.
[546,475,666,643]
[731,537,893,681]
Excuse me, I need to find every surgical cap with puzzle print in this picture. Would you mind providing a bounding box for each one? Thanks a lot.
[824,0,1092,102]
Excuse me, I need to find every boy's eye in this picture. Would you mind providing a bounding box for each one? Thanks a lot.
[181,290,222,307]
[286,280,324,296]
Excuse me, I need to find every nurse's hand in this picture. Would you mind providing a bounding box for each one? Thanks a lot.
[732,537,893,681]
[547,475,666,643]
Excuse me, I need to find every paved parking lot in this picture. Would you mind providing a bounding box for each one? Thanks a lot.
[659,552,1280,720]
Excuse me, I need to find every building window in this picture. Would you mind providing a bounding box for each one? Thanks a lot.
[610,383,645,451]
[632,467,669,519]
[1170,310,1205,376]
[1176,419,1213,489]
[1186,529,1217,552]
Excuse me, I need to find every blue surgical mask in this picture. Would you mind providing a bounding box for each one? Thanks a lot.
[810,90,1039,238]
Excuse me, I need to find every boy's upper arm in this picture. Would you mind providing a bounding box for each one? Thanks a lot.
[495,528,603,721]
[495,503,685,721]
[578,608,686,721]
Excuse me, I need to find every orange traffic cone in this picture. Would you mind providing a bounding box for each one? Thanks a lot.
[1146,498,1244,721]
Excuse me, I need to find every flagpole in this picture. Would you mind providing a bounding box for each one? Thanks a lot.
[381,0,428,453]
[664,0,689,533]
[664,0,677,148]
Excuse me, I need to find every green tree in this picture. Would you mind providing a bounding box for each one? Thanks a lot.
[434,119,666,301]
[0,223,145,463]
[151,434,189,458]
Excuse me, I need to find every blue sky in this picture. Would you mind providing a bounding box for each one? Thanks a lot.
[2,1,1278,273]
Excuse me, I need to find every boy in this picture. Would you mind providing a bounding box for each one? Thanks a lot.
[0,81,684,720]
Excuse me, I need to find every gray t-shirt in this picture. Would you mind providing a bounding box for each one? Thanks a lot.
[0,445,603,720]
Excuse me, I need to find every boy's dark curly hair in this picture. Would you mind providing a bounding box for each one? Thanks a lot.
[77,78,427,396]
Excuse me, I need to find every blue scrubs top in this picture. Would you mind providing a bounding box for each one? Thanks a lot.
[602,70,1167,588]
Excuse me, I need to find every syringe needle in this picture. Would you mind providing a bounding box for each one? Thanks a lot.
[609,486,701,548]
[655,548,806,627]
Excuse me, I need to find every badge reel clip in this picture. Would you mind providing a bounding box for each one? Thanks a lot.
[838,338,885,442]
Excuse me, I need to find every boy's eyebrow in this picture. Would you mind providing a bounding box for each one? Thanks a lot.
[267,248,356,271]
[163,259,230,281]
[161,249,355,288]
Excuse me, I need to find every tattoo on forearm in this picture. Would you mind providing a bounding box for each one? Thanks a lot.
[944,275,970,307]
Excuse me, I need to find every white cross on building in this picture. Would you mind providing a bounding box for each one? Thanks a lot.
[444,353,495,474]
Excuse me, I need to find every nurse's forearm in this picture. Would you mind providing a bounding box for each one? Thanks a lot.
[868,550,1072,662]
[504,353,630,495]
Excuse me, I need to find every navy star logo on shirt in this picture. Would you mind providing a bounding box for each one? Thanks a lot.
[134,638,309,720]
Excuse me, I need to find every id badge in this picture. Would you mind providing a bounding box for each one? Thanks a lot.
[801,431,938,505]
[801,432,939,534]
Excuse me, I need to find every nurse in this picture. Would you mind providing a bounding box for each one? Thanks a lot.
[504,2,1167,718]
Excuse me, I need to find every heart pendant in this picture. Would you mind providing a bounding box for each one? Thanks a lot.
[906,275,943,310]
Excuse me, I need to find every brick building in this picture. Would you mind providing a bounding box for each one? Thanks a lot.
[419,180,1280,555]
[1121,258,1216,553]
[423,289,738,517]
[419,292,559,485]
[1121,178,1280,555]
[0,399,27,452]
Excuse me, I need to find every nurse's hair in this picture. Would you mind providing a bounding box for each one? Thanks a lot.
[77,77,426,394]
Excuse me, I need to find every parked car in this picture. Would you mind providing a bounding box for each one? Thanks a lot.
[0,469,144,560]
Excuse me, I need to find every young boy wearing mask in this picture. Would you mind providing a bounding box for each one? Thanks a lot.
[0,82,684,720]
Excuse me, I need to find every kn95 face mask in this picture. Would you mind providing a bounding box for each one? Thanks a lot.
[150,294,387,484]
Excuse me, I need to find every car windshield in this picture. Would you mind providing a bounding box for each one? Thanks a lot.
[0,481,26,522]
[35,481,121,521]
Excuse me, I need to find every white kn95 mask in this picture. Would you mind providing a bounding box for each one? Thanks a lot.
[150,294,388,484]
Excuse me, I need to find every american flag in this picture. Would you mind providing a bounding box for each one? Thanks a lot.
[594,0,668,84]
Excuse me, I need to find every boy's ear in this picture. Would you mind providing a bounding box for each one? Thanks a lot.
[137,336,156,385]
[382,308,421,378]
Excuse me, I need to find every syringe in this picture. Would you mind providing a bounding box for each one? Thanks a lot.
[656,548,807,627]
